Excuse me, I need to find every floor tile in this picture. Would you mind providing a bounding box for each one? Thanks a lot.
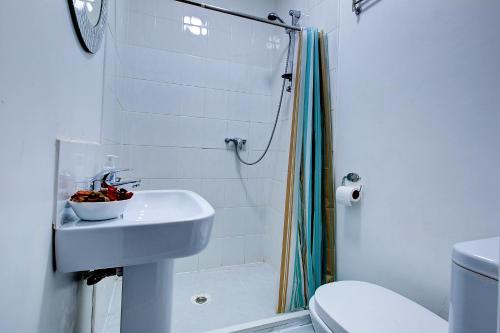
[102,263,280,333]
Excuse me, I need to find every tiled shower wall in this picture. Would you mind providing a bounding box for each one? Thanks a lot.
[102,0,294,273]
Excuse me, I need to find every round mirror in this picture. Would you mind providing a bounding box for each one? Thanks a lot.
[85,0,103,26]
[68,0,108,53]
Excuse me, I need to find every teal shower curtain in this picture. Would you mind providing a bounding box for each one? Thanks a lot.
[278,28,335,312]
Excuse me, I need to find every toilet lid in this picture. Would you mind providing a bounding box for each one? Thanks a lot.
[452,237,499,280]
[313,281,448,333]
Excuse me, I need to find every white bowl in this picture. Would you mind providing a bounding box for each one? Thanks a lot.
[69,199,130,221]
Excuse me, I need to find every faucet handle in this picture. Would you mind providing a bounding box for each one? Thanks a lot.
[103,168,133,182]
[92,168,131,179]
[90,168,133,190]
[105,168,131,176]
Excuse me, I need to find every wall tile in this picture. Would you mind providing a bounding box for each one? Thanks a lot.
[245,178,267,207]
[178,24,209,57]
[228,62,249,92]
[127,12,156,48]
[218,208,246,236]
[211,208,226,237]
[226,92,249,121]
[177,148,204,178]
[174,179,203,193]
[206,27,232,60]
[244,150,271,179]
[153,17,182,52]
[224,179,249,207]
[200,179,226,208]
[242,207,266,235]
[156,0,195,21]
[248,95,272,123]
[121,112,180,147]
[181,86,205,117]
[204,89,229,119]
[244,235,264,263]
[226,120,250,140]
[204,58,231,90]
[248,122,272,151]
[123,45,184,83]
[120,78,183,115]
[179,55,206,86]
[128,0,156,15]
[198,238,223,269]
[248,66,273,95]
[175,255,199,273]
[177,116,204,147]
[221,237,245,266]
[125,145,179,179]
[202,118,227,149]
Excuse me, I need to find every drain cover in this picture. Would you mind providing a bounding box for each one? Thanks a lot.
[190,293,211,305]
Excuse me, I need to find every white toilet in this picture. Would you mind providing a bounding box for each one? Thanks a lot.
[449,237,499,333]
[309,281,448,333]
[309,237,499,333]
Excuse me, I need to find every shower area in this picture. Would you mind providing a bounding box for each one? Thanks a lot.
[94,0,332,332]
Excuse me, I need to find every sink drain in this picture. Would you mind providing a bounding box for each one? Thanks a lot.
[191,293,211,305]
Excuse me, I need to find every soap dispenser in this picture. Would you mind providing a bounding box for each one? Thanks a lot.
[104,154,118,171]
[102,154,119,186]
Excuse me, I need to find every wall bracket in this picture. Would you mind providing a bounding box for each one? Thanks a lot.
[352,0,363,15]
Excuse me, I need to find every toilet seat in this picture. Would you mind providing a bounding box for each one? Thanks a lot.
[310,281,448,333]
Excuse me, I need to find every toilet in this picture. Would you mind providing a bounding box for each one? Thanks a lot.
[309,237,499,333]
[449,237,499,333]
[309,281,448,333]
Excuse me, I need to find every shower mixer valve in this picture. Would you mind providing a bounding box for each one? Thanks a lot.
[225,137,247,150]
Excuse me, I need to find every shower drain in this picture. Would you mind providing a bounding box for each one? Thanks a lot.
[191,293,211,305]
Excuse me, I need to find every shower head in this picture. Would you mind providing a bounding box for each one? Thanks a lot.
[267,12,285,24]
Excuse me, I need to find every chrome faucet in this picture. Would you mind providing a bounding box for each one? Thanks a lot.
[225,137,247,150]
[89,168,141,190]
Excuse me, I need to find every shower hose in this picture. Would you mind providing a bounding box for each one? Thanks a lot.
[232,33,293,165]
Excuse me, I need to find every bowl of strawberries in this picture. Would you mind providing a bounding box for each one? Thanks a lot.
[69,186,134,221]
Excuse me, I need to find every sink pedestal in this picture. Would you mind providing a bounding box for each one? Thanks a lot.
[55,190,215,332]
[121,259,174,333]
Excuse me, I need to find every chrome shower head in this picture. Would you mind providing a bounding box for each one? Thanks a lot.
[267,12,285,24]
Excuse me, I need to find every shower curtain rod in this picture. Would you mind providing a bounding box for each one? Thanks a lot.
[174,0,302,31]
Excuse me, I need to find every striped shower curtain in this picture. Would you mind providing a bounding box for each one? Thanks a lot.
[277,28,335,312]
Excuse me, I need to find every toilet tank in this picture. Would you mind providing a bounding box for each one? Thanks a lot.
[449,237,499,333]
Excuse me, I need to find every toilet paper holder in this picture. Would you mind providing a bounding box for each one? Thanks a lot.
[341,172,362,190]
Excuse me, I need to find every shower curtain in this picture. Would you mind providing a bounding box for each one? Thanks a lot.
[277,28,335,313]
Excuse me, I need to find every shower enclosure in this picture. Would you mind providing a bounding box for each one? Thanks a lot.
[91,0,311,332]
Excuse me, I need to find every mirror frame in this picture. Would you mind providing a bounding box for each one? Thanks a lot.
[68,0,108,54]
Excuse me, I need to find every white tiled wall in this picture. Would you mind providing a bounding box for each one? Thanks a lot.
[101,0,298,274]
[102,0,127,147]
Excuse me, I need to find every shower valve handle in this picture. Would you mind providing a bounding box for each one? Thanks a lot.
[225,137,247,150]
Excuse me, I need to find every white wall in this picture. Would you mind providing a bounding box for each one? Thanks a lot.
[334,0,500,318]
[0,1,105,332]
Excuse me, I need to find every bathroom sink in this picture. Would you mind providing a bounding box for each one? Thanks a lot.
[56,190,215,273]
[55,190,214,333]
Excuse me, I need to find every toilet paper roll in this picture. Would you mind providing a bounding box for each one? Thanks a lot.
[336,186,361,206]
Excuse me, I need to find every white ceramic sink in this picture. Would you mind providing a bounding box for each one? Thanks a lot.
[56,190,214,272]
[55,190,215,333]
